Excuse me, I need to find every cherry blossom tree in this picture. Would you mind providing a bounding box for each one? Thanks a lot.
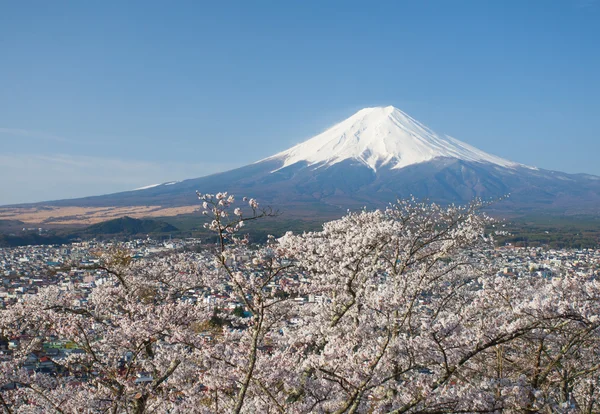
[482,275,600,413]
[1,192,599,413]
[0,250,212,413]
[273,200,525,413]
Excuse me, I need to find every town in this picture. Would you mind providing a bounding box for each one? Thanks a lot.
[1,237,599,379]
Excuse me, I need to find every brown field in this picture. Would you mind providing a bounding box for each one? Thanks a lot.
[0,205,200,225]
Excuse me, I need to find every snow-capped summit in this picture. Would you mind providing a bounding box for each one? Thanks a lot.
[266,106,521,172]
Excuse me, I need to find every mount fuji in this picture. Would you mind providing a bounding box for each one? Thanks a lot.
[19,106,600,216]
[264,106,522,172]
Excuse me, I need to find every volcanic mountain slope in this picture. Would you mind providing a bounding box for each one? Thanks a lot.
[11,106,600,216]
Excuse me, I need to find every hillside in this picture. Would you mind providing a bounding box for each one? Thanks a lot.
[82,216,179,235]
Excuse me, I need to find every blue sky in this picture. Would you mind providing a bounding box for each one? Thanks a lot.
[1,0,599,204]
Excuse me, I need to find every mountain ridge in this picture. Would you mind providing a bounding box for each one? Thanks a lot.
[2,106,600,218]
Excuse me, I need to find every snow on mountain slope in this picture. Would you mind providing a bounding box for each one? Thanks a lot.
[133,181,180,191]
[133,183,162,191]
[264,106,524,172]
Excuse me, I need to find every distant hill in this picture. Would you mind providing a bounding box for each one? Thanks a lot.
[0,220,24,226]
[0,219,25,231]
[0,233,71,248]
[0,217,179,247]
[82,216,179,236]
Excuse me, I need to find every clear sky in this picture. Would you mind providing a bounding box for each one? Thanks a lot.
[1,0,599,205]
